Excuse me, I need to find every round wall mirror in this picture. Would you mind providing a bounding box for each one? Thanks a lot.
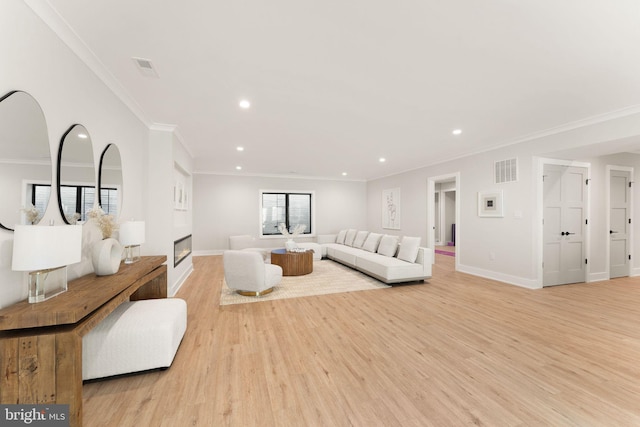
[0,91,52,231]
[57,124,96,224]
[98,143,123,219]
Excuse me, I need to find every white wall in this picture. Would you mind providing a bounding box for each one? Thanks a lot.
[0,1,149,307]
[367,110,640,288]
[146,128,194,296]
[192,174,367,253]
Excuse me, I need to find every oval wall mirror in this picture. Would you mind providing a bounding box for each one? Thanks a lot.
[98,143,123,219]
[57,124,96,224]
[0,91,52,231]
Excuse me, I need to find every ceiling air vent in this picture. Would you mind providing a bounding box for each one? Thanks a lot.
[495,158,518,184]
[132,57,159,78]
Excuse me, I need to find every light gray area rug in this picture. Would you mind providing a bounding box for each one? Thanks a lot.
[220,260,390,305]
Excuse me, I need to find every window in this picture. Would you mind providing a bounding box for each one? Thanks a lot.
[261,191,313,236]
[32,184,118,222]
[100,188,119,218]
[59,185,95,222]
[32,185,50,220]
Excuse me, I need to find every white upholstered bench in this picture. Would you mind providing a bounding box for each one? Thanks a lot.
[83,298,187,380]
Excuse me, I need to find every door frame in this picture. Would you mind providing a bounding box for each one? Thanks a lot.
[427,172,460,269]
[606,165,634,279]
[536,157,591,288]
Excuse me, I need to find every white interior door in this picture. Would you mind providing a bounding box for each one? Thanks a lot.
[543,164,588,286]
[609,169,631,279]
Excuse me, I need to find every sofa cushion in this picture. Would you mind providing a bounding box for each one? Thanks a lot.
[356,252,425,282]
[362,233,383,253]
[326,244,363,268]
[397,236,421,263]
[336,229,347,244]
[353,231,369,248]
[377,235,399,257]
[344,229,358,246]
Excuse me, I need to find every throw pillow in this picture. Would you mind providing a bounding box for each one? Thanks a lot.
[377,235,399,257]
[344,229,358,246]
[362,233,383,253]
[336,229,347,245]
[397,236,421,263]
[353,231,369,248]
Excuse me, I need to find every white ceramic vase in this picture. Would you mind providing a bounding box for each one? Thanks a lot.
[92,237,123,276]
[285,239,297,251]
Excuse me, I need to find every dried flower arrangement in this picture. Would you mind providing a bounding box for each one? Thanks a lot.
[278,223,306,237]
[66,213,81,225]
[87,207,118,239]
[20,204,40,225]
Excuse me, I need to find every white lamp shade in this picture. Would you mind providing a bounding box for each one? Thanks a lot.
[119,221,145,246]
[12,225,83,271]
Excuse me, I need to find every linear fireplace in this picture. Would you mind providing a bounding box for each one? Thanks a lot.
[174,235,192,267]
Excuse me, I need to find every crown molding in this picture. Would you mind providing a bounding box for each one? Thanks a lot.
[24,0,151,127]
[192,170,367,183]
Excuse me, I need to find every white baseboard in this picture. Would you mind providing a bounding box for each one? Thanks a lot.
[170,264,194,297]
[192,249,224,256]
[457,264,541,289]
[587,271,609,282]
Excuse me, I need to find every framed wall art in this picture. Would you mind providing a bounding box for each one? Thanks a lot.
[382,187,400,229]
[478,190,503,217]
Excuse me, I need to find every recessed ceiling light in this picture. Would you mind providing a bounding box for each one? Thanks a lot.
[239,99,251,109]
[342,172,348,176]
[236,166,242,170]
[236,146,244,152]
[379,157,386,163]
[452,129,462,135]
[78,133,88,139]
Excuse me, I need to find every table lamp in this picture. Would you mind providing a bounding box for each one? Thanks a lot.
[12,225,83,303]
[120,220,145,264]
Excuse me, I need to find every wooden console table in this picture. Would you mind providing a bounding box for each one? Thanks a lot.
[0,256,167,427]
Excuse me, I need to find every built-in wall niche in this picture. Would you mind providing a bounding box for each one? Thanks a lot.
[174,235,192,267]
[173,164,190,212]
[0,90,52,230]
[57,124,96,224]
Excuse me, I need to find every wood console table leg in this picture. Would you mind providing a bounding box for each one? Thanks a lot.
[0,329,83,427]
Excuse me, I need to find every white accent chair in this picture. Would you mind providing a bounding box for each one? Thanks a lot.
[223,250,283,296]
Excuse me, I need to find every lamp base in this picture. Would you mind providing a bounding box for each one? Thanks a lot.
[28,266,68,303]
[124,245,141,264]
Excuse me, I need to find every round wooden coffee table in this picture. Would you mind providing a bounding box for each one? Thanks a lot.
[271,248,313,276]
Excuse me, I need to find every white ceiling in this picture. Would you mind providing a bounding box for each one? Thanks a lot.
[31,0,640,181]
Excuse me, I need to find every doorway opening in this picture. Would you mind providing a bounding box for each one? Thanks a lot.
[428,173,460,268]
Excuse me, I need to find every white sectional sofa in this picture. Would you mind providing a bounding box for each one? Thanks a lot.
[227,230,432,285]
[228,235,322,261]
[320,230,432,284]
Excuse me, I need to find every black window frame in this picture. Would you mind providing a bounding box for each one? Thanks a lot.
[261,191,313,236]
[32,183,118,222]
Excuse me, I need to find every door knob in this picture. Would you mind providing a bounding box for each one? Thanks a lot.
[610,230,619,234]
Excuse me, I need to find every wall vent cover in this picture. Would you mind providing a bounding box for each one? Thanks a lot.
[495,158,518,183]
[132,57,159,78]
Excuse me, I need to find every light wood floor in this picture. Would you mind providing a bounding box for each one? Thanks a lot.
[83,254,640,426]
